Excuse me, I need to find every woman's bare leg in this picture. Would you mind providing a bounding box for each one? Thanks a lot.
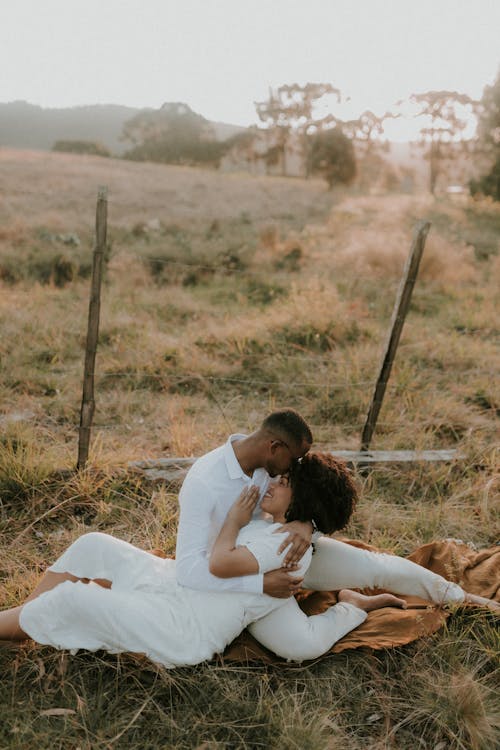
[1,571,82,641]
[1,570,113,641]
[24,571,80,604]
[24,570,112,604]
[338,589,407,611]
[0,606,28,641]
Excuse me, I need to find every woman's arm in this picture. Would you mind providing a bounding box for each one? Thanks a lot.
[209,486,260,578]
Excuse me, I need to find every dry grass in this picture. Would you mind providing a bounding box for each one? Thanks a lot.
[1,149,499,748]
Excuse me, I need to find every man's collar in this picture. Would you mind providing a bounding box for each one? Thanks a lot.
[224,433,249,480]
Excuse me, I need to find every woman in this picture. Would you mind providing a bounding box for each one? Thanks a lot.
[246,456,498,662]
[0,454,405,666]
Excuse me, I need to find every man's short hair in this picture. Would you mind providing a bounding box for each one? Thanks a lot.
[262,409,313,447]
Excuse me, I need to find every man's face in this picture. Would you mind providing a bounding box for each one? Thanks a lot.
[264,438,311,477]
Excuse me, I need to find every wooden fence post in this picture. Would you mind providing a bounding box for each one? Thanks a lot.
[360,220,431,452]
[77,186,108,470]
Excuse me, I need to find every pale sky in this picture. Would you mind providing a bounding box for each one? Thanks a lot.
[2,0,499,140]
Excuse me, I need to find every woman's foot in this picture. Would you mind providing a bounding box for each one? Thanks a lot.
[338,589,407,612]
[464,592,500,612]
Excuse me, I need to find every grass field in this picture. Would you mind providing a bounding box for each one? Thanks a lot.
[1,149,499,749]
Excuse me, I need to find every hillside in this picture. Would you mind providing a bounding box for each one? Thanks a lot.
[0,101,245,154]
[0,147,333,229]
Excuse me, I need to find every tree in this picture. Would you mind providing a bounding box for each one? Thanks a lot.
[470,70,500,200]
[410,90,477,194]
[469,158,500,201]
[476,69,500,156]
[52,140,110,157]
[121,103,225,167]
[342,110,386,149]
[255,83,341,176]
[341,110,393,188]
[309,127,356,189]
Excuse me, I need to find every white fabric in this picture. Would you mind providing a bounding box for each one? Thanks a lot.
[17,529,467,666]
[248,598,367,662]
[303,536,465,605]
[19,524,317,667]
[176,434,271,594]
[245,538,465,658]
[237,520,294,573]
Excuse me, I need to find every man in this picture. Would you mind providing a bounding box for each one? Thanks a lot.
[175,409,313,598]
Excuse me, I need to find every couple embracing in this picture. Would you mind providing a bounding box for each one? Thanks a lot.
[1,409,496,665]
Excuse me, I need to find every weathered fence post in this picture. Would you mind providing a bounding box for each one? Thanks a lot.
[360,220,431,452]
[77,186,108,470]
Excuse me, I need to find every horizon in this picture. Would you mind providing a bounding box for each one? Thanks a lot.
[0,96,482,146]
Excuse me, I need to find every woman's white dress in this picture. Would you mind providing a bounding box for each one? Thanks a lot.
[21,521,360,667]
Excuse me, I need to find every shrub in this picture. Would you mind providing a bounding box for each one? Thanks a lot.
[310,127,357,188]
[52,140,111,157]
[0,250,92,286]
[0,429,54,503]
[469,156,500,201]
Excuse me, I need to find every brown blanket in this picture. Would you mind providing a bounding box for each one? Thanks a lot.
[220,539,500,664]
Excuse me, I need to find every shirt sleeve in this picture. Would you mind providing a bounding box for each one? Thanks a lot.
[175,473,264,594]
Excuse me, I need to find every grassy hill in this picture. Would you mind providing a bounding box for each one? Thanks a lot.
[0,149,499,749]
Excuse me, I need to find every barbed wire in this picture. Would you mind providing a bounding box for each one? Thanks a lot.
[93,372,378,388]
[1,367,497,399]
[1,252,497,348]
[80,419,497,432]
[133,256,250,274]
[2,189,328,209]
[92,369,498,386]
[7,406,494,433]
[4,338,496,369]
[2,363,495,381]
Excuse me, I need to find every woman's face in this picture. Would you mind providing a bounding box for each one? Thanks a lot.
[260,474,292,520]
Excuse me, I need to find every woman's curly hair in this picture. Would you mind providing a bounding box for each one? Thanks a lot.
[286,452,357,534]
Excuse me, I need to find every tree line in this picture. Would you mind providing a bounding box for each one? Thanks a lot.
[53,73,500,199]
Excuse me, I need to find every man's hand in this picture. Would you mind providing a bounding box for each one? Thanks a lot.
[225,485,260,528]
[263,568,304,598]
[274,520,313,567]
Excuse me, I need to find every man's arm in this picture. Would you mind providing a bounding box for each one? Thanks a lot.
[275,520,315,566]
[175,473,264,594]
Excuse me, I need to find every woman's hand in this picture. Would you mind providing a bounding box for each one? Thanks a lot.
[209,485,261,578]
[226,485,260,528]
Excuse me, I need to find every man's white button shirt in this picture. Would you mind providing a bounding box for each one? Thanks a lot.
[175,434,270,594]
